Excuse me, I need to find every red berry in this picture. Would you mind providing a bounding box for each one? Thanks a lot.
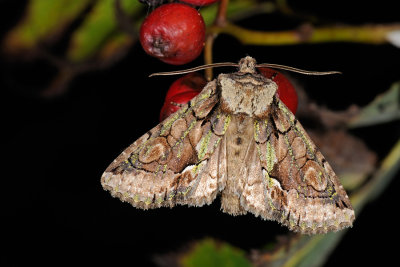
[258,68,298,114]
[160,73,206,121]
[164,73,206,103]
[140,3,206,65]
[160,91,200,121]
[181,0,219,6]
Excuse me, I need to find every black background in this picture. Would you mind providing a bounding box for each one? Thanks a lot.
[1,0,399,266]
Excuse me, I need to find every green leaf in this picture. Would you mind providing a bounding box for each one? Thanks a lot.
[3,0,91,53]
[348,81,400,128]
[350,138,400,212]
[338,172,368,191]
[67,0,142,62]
[200,0,275,27]
[96,32,134,62]
[181,238,253,267]
[283,233,347,267]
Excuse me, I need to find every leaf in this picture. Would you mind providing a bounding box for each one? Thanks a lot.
[67,0,143,62]
[2,0,91,54]
[180,238,253,267]
[96,32,134,62]
[348,81,400,128]
[350,138,400,211]
[200,0,274,27]
[386,30,400,48]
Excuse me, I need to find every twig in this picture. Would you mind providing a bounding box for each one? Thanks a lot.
[204,0,230,80]
[214,0,229,27]
[203,34,216,81]
[208,22,400,45]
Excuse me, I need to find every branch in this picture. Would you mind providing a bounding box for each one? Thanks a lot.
[207,22,400,46]
[204,0,230,81]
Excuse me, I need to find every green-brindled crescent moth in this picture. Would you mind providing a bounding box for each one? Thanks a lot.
[101,56,355,234]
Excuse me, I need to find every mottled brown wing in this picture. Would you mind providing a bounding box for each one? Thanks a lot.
[240,96,355,234]
[101,80,231,209]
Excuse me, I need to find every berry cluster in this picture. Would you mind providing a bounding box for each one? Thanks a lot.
[140,1,219,65]
[138,1,298,121]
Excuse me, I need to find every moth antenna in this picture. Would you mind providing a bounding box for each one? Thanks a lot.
[255,63,341,75]
[149,62,238,77]
[149,61,341,77]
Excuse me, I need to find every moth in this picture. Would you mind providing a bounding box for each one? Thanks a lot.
[101,56,355,234]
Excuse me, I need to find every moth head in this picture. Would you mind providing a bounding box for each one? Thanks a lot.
[238,56,257,74]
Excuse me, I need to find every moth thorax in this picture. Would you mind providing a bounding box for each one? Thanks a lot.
[218,73,277,118]
[238,56,257,73]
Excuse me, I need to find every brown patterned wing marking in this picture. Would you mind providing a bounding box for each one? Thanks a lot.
[101,81,231,209]
[240,118,288,224]
[241,97,355,234]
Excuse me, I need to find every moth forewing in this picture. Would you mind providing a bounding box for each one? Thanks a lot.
[101,78,224,208]
[101,56,355,234]
[249,97,355,234]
